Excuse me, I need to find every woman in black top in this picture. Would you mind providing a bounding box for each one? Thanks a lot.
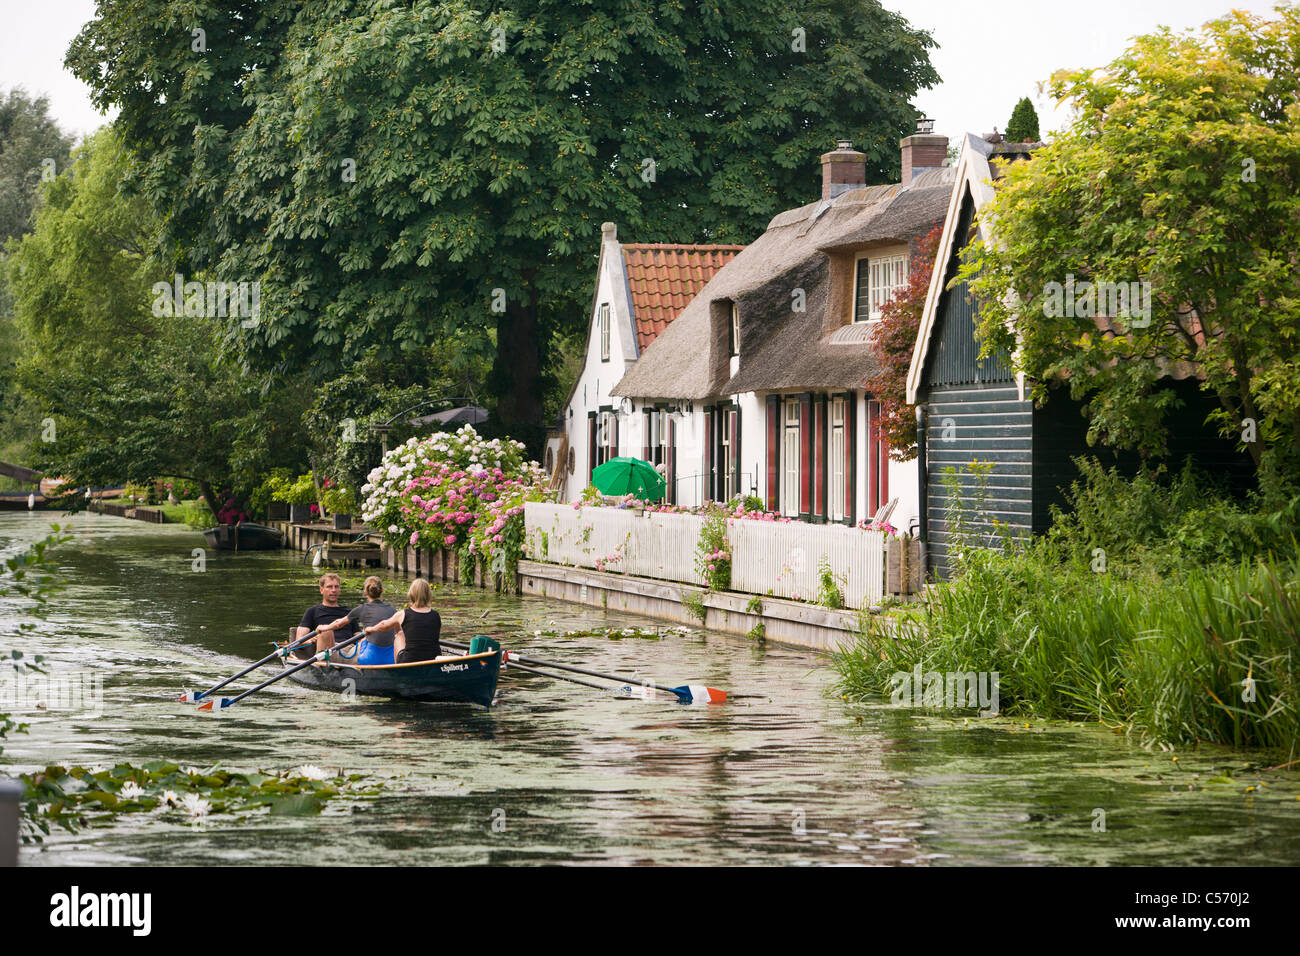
[363,578,442,663]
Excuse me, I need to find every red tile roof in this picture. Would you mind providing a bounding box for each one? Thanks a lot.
[621,243,744,350]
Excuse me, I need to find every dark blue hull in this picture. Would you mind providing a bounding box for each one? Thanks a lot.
[282,649,500,708]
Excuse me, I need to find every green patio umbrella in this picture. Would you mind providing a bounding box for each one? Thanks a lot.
[590,456,666,501]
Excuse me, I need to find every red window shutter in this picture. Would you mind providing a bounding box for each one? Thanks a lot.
[867,400,880,515]
[587,413,597,483]
[814,396,827,519]
[880,429,890,505]
[799,393,812,517]
[610,414,619,459]
[765,396,779,511]
[702,408,714,502]
[845,394,856,525]
[643,409,651,463]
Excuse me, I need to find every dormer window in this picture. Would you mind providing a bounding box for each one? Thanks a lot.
[729,302,740,356]
[853,253,908,322]
[599,303,610,361]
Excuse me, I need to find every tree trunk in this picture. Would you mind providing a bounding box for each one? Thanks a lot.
[491,271,546,457]
[198,479,221,523]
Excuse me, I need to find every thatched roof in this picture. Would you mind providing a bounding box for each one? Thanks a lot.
[612,166,956,400]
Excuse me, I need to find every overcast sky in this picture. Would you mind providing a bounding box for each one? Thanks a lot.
[0,0,1288,145]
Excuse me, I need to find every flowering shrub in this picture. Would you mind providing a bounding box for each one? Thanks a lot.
[695,511,731,591]
[361,425,552,584]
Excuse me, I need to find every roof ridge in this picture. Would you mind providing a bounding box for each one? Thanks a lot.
[621,242,748,251]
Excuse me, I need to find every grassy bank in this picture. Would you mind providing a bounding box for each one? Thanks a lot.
[837,545,1299,750]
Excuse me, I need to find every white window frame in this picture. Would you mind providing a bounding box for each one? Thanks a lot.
[599,303,610,361]
[829,396,846,521]
[730,302,740,356]
[599,410,615,462]
[853,253,908,323]
[781,399,800,517]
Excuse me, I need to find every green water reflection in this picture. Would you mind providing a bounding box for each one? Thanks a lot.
[1,512,1297,865]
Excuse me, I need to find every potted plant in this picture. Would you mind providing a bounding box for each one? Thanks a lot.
[320,482,357,530]
[273,473,318,523]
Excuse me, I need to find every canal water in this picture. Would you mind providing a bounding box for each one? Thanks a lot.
[2,511,1298,865]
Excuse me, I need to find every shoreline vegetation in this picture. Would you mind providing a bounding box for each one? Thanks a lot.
[836,459,1300,753]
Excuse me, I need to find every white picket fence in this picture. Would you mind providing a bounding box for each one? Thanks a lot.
[524,503,886,608]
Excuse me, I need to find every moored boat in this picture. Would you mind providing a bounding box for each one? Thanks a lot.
[280,646,501,708]
[203,523,284,551]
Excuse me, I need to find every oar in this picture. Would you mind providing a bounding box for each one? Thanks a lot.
[178,629,322,702]
[502,648,726,704]
[436,638,730,704]
[197,633,365,711]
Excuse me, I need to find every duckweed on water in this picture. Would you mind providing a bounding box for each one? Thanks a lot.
[20,761,385,842]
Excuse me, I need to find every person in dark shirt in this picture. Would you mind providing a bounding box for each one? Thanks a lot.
[292,572,353,659]
[316,575,398,665]
[363,578,442,663]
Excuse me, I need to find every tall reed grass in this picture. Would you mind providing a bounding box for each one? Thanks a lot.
[837,544,1300,751]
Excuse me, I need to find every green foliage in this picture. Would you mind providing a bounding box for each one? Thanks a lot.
[318,482,357,515]
[1047,456,1300,574]
[3,130,312,512]
[956,8,1300,486]
[680,589,708,625]
[816,556,845,609]
[0,87,74,246]
[746,621,766,641]
[1,527,67,759]
[939,459,1012,571]
[269,473,318,506]
[1004,96,1040,142]
[835,544,1300,751]
[69,0,939,426]
[863,223,942,458]
[695,511,731,591]
[745,594,764,615]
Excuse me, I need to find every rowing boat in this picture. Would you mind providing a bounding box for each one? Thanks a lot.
[203,523,284,551]
[278,645,501,708]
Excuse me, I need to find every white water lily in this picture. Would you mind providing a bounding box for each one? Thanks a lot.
[119,781,144,800]
[159,789,179,807]
[178,793,210,817]
[293,764,331,781]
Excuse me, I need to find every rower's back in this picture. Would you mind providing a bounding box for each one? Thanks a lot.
[399,607,441,663]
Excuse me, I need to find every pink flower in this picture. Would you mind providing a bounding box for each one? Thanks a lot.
[444,535,457,546]
[409,531,419,545]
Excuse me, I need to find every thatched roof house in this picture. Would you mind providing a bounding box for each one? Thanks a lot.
[612,166,955,401]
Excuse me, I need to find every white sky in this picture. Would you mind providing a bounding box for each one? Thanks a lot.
[0,0,1289,144]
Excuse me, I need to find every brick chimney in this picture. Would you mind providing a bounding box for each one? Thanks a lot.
[901,119,948,185]
[820,141,866,200]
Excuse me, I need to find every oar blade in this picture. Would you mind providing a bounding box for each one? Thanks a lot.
[674,685,728,705]
[177,689,200,703]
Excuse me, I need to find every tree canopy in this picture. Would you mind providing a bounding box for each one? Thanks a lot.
[1004,96,1039,142]
[4,130,311,516]
[958,6,1300,494]
[67,0,940,440]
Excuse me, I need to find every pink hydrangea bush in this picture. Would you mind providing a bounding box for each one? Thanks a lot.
[360,425,552,580]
